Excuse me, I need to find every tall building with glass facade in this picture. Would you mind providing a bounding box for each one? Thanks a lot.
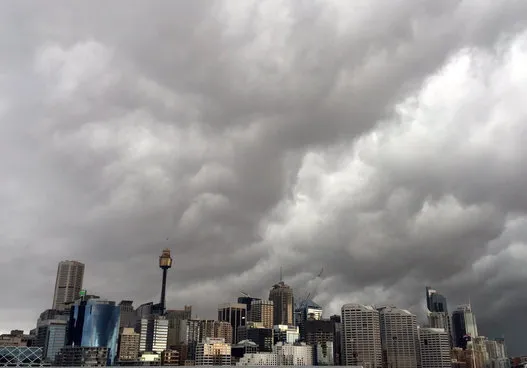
[269,281,294,326]
[52,260,85,311]
[67,298,121,365]
[218,303,247,343]
[425,286,452,347]
[452,304,479,349]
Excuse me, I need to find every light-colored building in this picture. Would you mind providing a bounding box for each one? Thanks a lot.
[249,300,274,329]
[452,304,479,348]
[315,341,334,366]
[273,324,299,344]
[378,306,420,368]
[341,304,382,368]
[237,352,278,366]
[117,328,140,363]
[274,342,313,366]
[36,320,67,363]
[214,321,233,345]
[418,327,451,368]
[195,337,231,366]
[52,260,85,311]
[269,281,294,326]
[139,315,168,353]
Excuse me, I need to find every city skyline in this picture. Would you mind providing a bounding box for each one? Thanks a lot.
[1,0,527,359]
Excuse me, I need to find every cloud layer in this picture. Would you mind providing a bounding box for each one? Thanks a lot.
[1,0,527,355]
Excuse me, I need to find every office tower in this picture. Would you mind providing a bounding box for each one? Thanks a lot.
[117,327,140,363]
[249,300,274,329]
[214,321,233,345]
[274,325,300,344]
[274,342,313,366]
[119,300,136,329]
[138,315,169,353]
[152,249,173,316]
[330,315,342,366]
[66,298,120,365]
[378,306,420,368]
[238,294,260,316]
[166,305,192,347]
[295,299,323,340]
[236,322,273,352]
[52,261,85,311]
[195,337,232,366]
[269,280,294,326]
[425,286,452,346]
[418,327,451,368]
[452,304,479,349]
[36,320,67,363]
[218,303,247,343]
[304,318,334,366]
[341,303,382,368]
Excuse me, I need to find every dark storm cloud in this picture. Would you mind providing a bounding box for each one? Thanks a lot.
[1,0,527,355]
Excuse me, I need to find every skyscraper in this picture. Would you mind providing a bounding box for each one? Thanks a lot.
[153,249,172,316]
[452,304,479,349]
[268,281,294,326]
[248,300,274,329]
[425,286,452,347]
[66,298,121,365]
[218,303,247,343]
[418,327,451,368]
[341,304,382,368]
[378,306,420,368]
[166,305,192,346]
[52,261,85,311]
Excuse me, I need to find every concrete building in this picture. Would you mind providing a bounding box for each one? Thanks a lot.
[117,328,140,363]
[52,260,85,311]
[55,346,108,366]
[166,306,192,347]
[425,286,452,346]
[231,339,259,363]
[213,321,233,345]
[195,337,231,366]
[341,304,382,368]
[269,281,294,326]
[315,341,334,366]
[237,352,278,366]
[273,325,300,344]
[295,299,323,340]
[452,304,479,349]
[330,315,342,365]
[304,318,334,365]
[274,342,313,366]
[218,303,247,343]
[138,315,168,354]
[378,306,420,368]
[249,299,274,329]
[161,349,180,366]
[418,327,451,368]
[36,320,67,363]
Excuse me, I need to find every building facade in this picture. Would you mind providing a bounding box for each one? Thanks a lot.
[378,306,420,368]
[341,303,382,368]
[138,315,168,354]
[52,260,85,311]
[418,327,451,368]
[195,337,231,366]
[269,281,294,326]
[166,306,192,347]
[117,328,140,363]
[249,299,274,329]
[218,303,247,343]
[274,342,313,366]
[452,304,479,349]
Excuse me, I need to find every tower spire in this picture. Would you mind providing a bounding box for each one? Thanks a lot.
[280,266,283,282]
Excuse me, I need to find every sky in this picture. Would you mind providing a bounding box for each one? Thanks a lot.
[1,0,527,355]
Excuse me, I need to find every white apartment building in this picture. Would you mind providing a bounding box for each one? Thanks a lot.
[195,337,231,366]
[341,304,382,368]
[274,342,313,366]
[418,327,451,368]
[237,352,278,366]
[378,306,420,368]
[138,316,168,353]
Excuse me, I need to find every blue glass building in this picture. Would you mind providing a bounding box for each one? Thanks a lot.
[67,299,121,365]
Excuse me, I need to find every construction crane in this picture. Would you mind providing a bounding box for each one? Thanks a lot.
[302,268,324,303]
[240,291,251,298]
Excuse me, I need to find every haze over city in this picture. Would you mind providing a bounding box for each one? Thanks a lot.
[1,0,527,358]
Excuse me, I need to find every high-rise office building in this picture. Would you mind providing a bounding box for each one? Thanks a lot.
[295,299,323,340]
[52,261,85,311]
[452,304,479,349]
[138,315,169,354]
[118,300,136,329]
[418,327,451,368]
[378,306,420,368]
[274,342,313,366]
[214,321,233,345]
[117,327,140,363]
[66,298,120,365]
[425,286,452,347]
[218,303,247,343]
[36,320,67,363]
[329,315,342,366]
[166,306,192,347]
[249,300,274,329]
[269,281,294,326]
[238,295,260,316]
[304,318,335,366]
[341,303,382,368]
[236,322,273,352]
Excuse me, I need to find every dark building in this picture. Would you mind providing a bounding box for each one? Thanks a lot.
[452,305,478,350]
[67,299,120,365]
[231,340,258,363]
[118,301,135,329]
[237,296,260,316]
[330,315,342,365]
[55,346,109,366]
[236,323,273,353]
[166,306,192,346]
[426,286,448,313]
[269,281,294,326]
[218,303,246,343]
[305,318,335,365]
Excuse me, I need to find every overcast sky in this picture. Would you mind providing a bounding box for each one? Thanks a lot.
[1,0,527,355]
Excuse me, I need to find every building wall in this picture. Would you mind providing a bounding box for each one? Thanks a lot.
[419,328,451,368]
[237,352,278,366]
[269,282,294,326]
[249,300,274,329]
[52,261,85,311]
[195,338,231,366]
[274,342,313,366]
[218,303,247,344]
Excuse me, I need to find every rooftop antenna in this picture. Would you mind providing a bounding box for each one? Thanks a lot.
[280,266,283,282]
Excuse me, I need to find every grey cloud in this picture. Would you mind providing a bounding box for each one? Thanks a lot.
[1,0,527,356]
